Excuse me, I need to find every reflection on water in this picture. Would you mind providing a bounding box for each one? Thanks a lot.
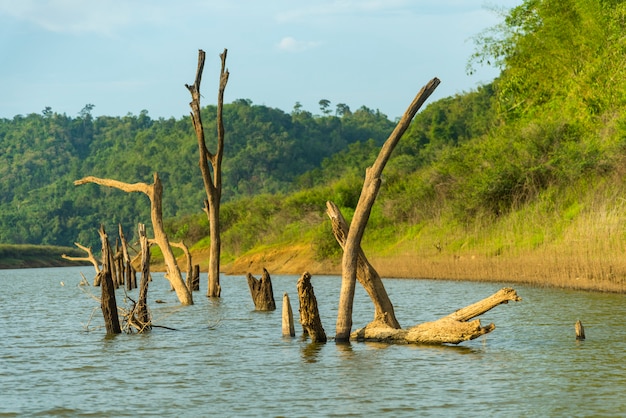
[1,266,625,417]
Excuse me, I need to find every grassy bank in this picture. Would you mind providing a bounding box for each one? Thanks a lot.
[0,244,88,269]
[210,176,626,294]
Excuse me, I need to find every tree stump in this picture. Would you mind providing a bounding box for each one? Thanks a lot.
[191,264,200,291]
[98,225,121,335]
[246,268,276,311]
[575,320,585,340]
[282,293,295,337]
[297,272,327,343]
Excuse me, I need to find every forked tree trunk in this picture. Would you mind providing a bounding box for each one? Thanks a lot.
[326,201,400,329]
[246,268,276,311]
[297,272,327,343]
[335,78,441,341]
[74,173,193,305]
[186,49,229,298]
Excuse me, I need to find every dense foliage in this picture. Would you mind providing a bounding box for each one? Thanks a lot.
[0,100,393,247]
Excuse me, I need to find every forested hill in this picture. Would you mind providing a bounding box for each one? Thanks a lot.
[4,0,626,289]
[0,100,397,247]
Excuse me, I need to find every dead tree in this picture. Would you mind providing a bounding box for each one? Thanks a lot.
[132,223,152,331]
[326,201,400,330]
[62,242,102,285]
[297,272,327,343]
[334,77,441,341]
[118,224,136,291]
[96,225,121,335]
[186,48,229,298]
[74,173,193,305]
[171,241,193,292]
[353,288,521,344]
[246,268,276,311]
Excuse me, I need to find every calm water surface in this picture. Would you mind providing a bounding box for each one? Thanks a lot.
[1,266,625,417]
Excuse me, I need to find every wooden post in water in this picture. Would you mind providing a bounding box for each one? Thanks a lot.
[575,320,585,340]
[282,293,295,337]
[297,272,327,343]
[98,225,121,335]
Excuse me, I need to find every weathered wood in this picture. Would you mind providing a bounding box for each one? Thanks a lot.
[297,272,327,343]
[74,173,193,305]
[326,201,400,330]
[134,223,151,331]
[118,224,135,291]
[246,268,276,311]
[186,49,229,298]
[335,78,440,341]
[191,264,200,291]
[575,320,585,340]
[61,242,101,279]
[282,293,295,337]
[171,240,193,293]
[352,287,521,344]
[97,225,121,335]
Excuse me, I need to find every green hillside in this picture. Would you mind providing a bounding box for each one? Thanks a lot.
[3,0,626,291]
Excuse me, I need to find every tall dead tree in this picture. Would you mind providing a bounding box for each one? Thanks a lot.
[74,173,193,305]
[171,241,193,292]
[186,48,229,298]
[334,77,441,341]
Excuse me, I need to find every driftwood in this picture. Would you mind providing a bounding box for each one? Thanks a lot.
[96,225,121,335]
[282,293,295,337]
[74,173,193,305]
[334,78,441,341]
[297,272,327,343]
[186,49,228,298]
[352,287,521,344]
[246,268,276,311]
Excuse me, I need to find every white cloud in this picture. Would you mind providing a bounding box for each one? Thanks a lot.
[277,36,321,53]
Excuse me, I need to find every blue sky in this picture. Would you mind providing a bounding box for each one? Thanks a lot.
[0,0,521,120]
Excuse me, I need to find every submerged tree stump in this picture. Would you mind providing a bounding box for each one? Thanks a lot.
[191,264,200,291]
[575,320,585,340]
[297,272,327,343]
[246,268,276,311]
[282,293,295,337]
[97,225,121,335]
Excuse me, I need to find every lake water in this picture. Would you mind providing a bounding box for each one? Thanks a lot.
[1,266,625,417]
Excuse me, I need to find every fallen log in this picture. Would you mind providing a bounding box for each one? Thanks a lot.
[352,287,521,345]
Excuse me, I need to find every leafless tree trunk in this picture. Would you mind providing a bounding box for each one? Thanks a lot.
[97,225,121,335]
[334,78,441,341]
[186,48,229,298]
[171,240,193,292]
[326,201,400,329]
[74,173,193,305]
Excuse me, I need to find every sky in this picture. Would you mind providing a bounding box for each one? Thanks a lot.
[0,0,522,121]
